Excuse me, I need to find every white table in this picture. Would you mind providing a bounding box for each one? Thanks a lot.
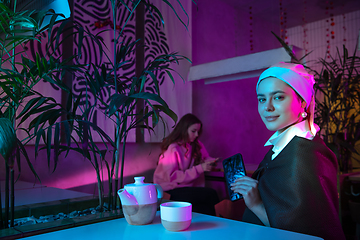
[21,212,323,240]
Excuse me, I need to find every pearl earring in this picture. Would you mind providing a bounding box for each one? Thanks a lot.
[301,112,308,118]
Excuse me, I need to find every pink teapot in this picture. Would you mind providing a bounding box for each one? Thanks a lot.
[117,176,163,225]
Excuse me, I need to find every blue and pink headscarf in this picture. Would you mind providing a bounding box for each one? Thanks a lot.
[256,62,319,135]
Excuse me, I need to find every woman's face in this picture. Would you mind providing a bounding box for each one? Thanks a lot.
[257,77,306,133]
[187,123,201,143]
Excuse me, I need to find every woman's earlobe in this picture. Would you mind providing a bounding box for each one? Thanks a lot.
[301,101,307,108]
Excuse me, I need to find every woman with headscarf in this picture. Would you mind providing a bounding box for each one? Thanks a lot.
[231,63,345,240]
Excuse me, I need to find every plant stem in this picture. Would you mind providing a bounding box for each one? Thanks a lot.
[113,123,121,207]
[120,131,127,189]
[135,1,145,143]
[108,178,112,210]
[5,164,9,228]
[111,0,121,209]
[10,168,14,227]
[93,154,103,211]
[0,183,3,229]
[113,178,118,209]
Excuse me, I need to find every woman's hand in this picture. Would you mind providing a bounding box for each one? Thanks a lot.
[231,176,261,209]
[200,160,216,171]
[231,176,269,226]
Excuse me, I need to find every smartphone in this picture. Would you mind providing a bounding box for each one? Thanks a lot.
[222,153,246,201]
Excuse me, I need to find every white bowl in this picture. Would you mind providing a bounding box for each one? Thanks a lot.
[160,202,192,231]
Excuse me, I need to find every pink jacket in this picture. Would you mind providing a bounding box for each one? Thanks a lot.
[153,140,213,191]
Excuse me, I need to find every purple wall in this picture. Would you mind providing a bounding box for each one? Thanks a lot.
[191,0,282,165]
[192,78,271,165]
[191,0,282,65]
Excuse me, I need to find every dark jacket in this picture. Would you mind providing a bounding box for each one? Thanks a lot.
[242,136,345,240]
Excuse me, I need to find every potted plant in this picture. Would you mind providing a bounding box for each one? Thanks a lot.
[0,1,70,228]
[1,0,193,230]
[29,0,192,211]
[311,46,360,173]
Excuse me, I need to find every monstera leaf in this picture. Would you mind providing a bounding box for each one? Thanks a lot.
[0,118,17,161]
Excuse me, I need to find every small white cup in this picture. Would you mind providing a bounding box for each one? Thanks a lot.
[160,201,192,231]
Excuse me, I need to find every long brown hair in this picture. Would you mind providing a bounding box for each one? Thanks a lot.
[160,113,203,165]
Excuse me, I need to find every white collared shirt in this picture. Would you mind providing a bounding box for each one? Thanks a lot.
[264,120,317,160]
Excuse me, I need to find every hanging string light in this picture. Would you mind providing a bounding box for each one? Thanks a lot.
[324,1,336,58]
[279,0,284,41]
[325,1,331,58]
[279,0,288,44]
[330,1,335,42]
[249,6,254,52]
[342,4,346,45]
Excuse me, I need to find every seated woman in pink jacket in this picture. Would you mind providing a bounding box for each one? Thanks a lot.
[153,113,220,215]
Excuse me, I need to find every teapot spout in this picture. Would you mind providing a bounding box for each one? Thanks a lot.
[117,189,138,206]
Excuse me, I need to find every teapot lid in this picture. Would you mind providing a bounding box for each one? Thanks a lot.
[125,176,153,187]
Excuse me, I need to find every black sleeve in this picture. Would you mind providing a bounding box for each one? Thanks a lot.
[245,136,345,240]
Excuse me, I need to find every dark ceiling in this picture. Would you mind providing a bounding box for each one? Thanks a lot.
[224,0,360,28]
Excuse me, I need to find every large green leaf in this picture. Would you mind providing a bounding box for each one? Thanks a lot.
[108,94,129,116]
[16,138,40,182]
[153,104,178,127]
[130,92,169,108]
[0,118,16,160]
[271,31,300,63]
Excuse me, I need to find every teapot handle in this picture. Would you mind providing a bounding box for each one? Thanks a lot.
[154,183,163,207]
